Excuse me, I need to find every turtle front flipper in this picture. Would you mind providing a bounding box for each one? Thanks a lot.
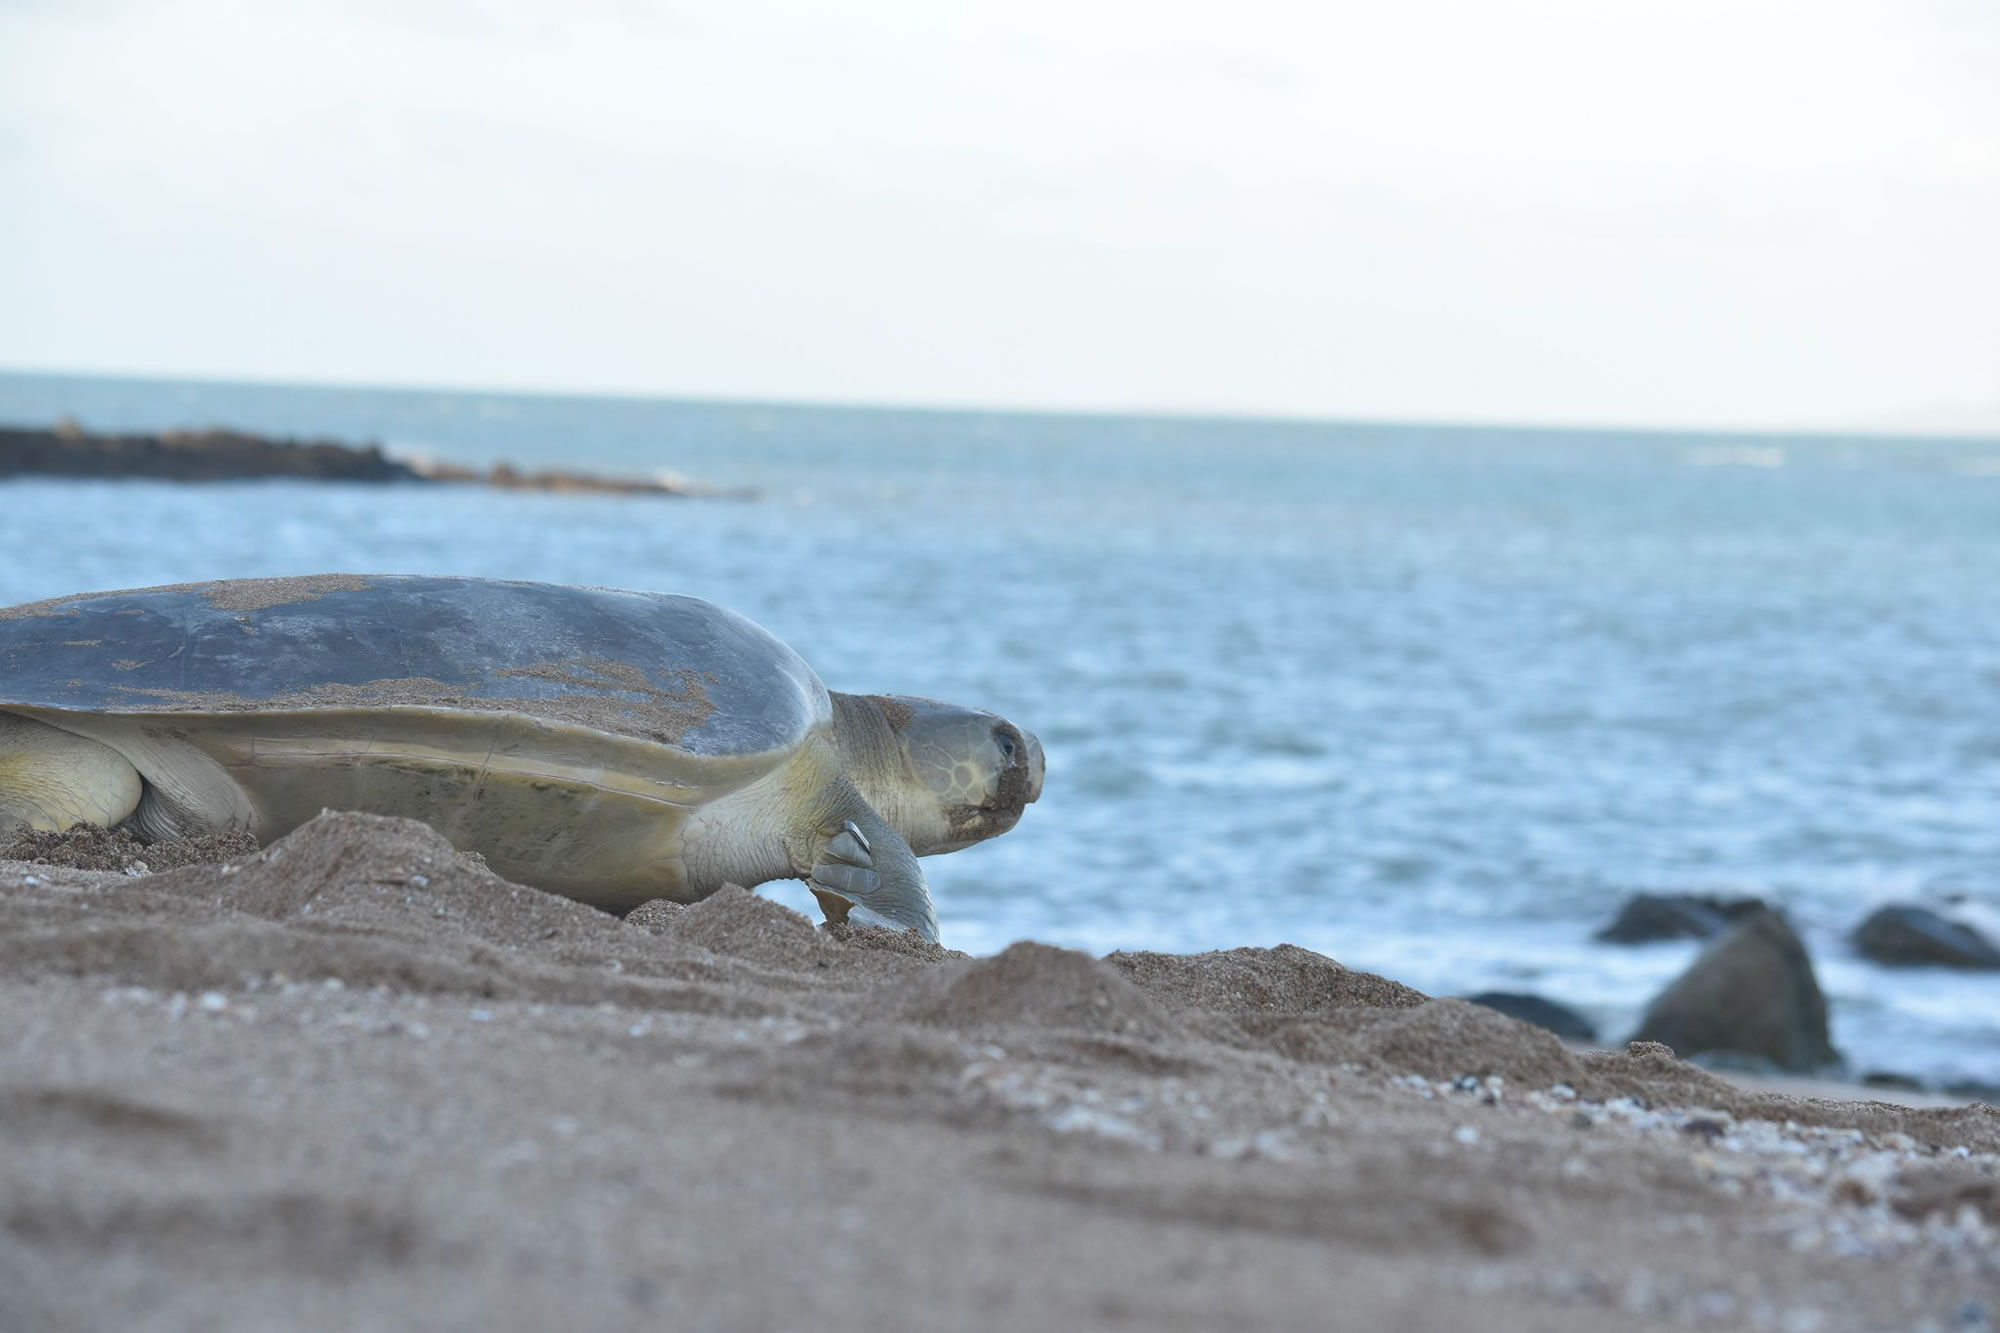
[805,790,939,942]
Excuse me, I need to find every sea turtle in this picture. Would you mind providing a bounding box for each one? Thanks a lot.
[0,575,1044,940]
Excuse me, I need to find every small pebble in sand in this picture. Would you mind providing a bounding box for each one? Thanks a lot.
[1452,1125,1481,1146]
[1394,1074,1435,1099]
[1047,1106,1158,1149]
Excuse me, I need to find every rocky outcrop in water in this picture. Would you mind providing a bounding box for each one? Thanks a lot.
[1594,892,1768,944]
[1629,909,1839,1074]
[0,420,749,498]
[1852,905,2000,970]
[1462,991,1596,1042]
[0,421,420,482]
[406,458,746,498]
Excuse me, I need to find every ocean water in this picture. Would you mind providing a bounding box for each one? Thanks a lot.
[3,371,1998,1088]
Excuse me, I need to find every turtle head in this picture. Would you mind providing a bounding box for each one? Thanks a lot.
[834,693,1043,855]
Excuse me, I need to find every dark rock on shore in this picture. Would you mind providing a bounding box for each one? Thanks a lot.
[1,421,421,482]
[1852,904,2000,970]
[1943,1079,2000,1105]
[1462,991,1596,1041]
[1594,892,1768,944]
[1629,908,1839,1074]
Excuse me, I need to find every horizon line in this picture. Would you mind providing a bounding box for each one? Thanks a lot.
[2,361,1996,448]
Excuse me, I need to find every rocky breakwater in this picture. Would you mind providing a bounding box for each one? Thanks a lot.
[0,419,751,498]
[1,421,419,482]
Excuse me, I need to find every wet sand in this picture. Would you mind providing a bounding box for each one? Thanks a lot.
[3,812,1996,1332]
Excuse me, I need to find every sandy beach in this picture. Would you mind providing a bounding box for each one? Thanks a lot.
[3,811,1996,1332]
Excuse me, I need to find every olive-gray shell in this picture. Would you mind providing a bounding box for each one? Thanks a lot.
[0,575,830,756]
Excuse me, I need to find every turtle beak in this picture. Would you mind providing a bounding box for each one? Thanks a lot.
[1023,730,1044,804]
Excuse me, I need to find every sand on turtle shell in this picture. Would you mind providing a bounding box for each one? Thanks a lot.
[0,574,376,620]
[4,810,1999,1333]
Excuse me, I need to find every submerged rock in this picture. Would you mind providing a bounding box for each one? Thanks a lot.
[1860,1071,1928,1094]
[1629,909,1838,1074]
[1594,892,1767,944]
[1462,991,1596,1042]
[1852,904,2000,970]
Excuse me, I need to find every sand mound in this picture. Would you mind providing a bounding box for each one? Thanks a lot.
[652,884,838,970]
[622,898,683,930]
[1340,998,1591,1087]
[1102,949,1577,1082]
[0,812,780,1016]
[876,941,1178,1041]
[1105,943,1428,1014]
[1205,998,1591,1089]
[823,920,966,963]
[104,811,625,950]
[0,822,259,873]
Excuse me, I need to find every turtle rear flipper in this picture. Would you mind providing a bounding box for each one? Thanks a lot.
[0,711,142,832]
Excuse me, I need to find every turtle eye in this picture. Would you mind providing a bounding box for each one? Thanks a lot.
[993,730,1017,760]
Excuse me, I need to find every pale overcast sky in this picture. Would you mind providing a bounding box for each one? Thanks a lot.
[2,0,1997,431]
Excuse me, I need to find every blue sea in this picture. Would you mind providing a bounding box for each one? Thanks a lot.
[3,371,1997,1090]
